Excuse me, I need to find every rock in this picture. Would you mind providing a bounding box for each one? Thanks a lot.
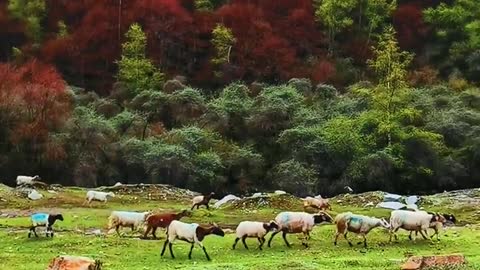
[376,201,406,210]
[214,195,241,208]
[47,190,58,194]
[384,193,402,202]
[405,195,419,205]
[86,229,104,236]
[406,204,418,210]
[314,195,323,199]
[274,190,287,195]
[364,202,375,207]
[401,254,466,270]
[251,193,262,198]
[223,229,235,234]
[113,182,122,187]
[47,255,102,270]
[28,189,43,200]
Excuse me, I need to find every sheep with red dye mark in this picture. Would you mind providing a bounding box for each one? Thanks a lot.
[28,213,64,238]
[191,192,215,210]
[161,221,225,261]
[334,212,390,248]
[143,209,191,239]
[232,220,278,250]
[268,211,332,248]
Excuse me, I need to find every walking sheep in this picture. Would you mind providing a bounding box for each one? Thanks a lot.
[16,175,41,186]
[302,196,332,211]
[191,192,215,210]
[108,211,150,236]
[334,212,390,248]
[85,191,115,205]
[232,221,278,250]
[143,209,191,239]
[161,221,225,261]
[409,212,454,241]
[268,211,332,248]
[28,213,64,238]
[389,210,439,242]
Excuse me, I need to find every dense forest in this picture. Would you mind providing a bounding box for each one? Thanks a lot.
[0,0,479,196]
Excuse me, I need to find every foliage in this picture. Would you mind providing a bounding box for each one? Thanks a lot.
[8,0,45,43]
[211,23,236,77]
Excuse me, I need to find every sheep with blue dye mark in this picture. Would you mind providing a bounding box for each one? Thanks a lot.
[268,211,332,248]
[389,210,439,242]
[161,220,225,261]
[108,211,151,236]
[232,220,279,250]
[334,212,390,248]
[28,213,64,238]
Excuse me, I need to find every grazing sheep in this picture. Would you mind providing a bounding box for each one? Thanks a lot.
[302,196,332,211]
[232,221,278,250]
[334,212,390,248]
[389,210,439,242]
[108,211,150,236]
[16,175,41,186]
[191,192,215,210]
[84,191,115,205]
[268,211,333,248]
[143,209,191,239]
[28,213,64,238]
[161,221,225,261]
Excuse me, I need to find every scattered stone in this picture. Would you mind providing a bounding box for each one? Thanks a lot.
[401,254,466,270]
[274,190,287,195]
[47,255,102,270]
[405,195,419,205]
[214,195,241,208]
[113,182,122,187]
[251,193,263,198]
[223,228,235,234]
[47,190,58,194]
[28,189,43,200]
[384,193,402,202]
[376,201,406,210]
[364,202,375,207]
[85,229,104,236]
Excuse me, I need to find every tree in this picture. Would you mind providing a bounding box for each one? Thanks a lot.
[362,0,396,47]
[211,23,236,77]
[117,23,164,96]
[366,26,414,146]
[315,0,356,54]
[8,0,46,43]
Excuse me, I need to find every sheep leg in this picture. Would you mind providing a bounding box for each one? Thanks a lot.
[344,232,353,247]
[334,232,340,246]
[281,231,291,248]
[28,226,37,238]
[191,204,196,211]
[232,237,240,249]
[143,226,151,239]
[302,232,309,248]
[188,243,194,259]
[160,240,169,257]
[361,233,367,248]
[152,227,158,239]
[241,235,249,250]
[258,237,265,250]
[419,230,428,240]
[115,225,121,237]
[168,242,175,259]
[267,231,279,247]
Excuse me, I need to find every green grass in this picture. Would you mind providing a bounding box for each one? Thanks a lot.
[0,187,479,269]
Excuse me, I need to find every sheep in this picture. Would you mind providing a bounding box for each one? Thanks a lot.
[302,196,332,211]
[389,210,439,242]
[84,190,115,205]
[28,213,64,238]
[333,212,390,248]
[16,175,41,186]
[107,211,150,236]
[191,192,215,210]
[409,212,455,241]
[143,209,191,239]
[268,211,333,248]
[232,220,278,250]
[161,221,225,261]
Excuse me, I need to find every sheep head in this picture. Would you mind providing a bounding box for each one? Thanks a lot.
[33,175,41,181]
[108,192,115,198]
[379,218,390,229]
[266,220,279,232]
[209,222,224,237]
[313,211,333,224]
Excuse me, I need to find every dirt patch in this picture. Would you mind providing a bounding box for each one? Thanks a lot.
[226,194,302,210]
[98,184,199,201]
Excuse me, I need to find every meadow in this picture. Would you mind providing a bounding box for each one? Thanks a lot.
[0,185,479,270]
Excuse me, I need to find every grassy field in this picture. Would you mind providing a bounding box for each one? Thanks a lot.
[0,185,479,270]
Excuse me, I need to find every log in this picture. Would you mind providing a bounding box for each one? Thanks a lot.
[401,254,466,270]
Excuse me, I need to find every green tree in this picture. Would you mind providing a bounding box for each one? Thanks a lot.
[366,26,414,146]
[315,0,357,54]
[117,23,164,96]
[211,23,236,77]
[362,0,396,46]
[8,0,46,43]
[195,0,214,11]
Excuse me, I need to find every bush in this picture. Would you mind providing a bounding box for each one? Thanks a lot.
[315,83,337,99]
[287,78,312,95]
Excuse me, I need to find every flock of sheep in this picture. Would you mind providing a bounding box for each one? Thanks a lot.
[22,178,457,261]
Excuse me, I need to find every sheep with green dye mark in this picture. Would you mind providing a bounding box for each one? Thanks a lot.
[334,212,390,248]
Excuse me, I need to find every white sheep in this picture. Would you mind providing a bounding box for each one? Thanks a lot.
[16,175,41,186]
[268,211,333,248]
[232,221,278,250]
[408,211,448,241]
[302,196,331,211]
[389,210,439,242]
[107,211,150,236]
[84,190,115,205]
[161,220,225,261]
[334,212,390,248]
[191,192,215,210]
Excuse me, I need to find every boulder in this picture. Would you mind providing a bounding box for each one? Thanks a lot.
[274,190,287,195]
[214,195,241,208]
[405,195,419,205]
[28,189,43,200]
[47,255,102,270]
[376,201,406,210]
[401,254,466,270]
[384,193,402,202]
[251,193,263,198]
